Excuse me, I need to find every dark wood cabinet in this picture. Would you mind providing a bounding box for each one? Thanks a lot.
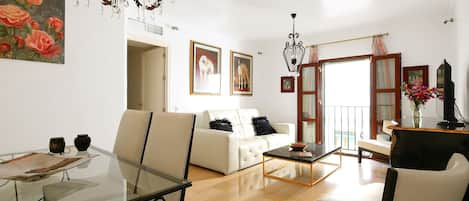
[390,119,469,200]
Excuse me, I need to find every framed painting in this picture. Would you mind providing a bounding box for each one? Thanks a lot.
[281,76,295,93]
[403,65,429,87]
[230,51,253,96]
[0,0,65,64]
[190,40,221,95]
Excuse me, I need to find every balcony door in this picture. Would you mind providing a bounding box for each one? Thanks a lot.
[322,57,371,151]
[371,53,401,139]
[298,53,401,151]
[297,63,322,144]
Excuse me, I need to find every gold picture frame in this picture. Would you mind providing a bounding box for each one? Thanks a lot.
[230,51,253,96]
[190,40,222,95]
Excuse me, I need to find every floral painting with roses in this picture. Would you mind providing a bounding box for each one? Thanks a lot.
[0,0,64,64]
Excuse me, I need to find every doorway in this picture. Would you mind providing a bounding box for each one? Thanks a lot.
[298,53,401,154]
[322,58,371,152]
[127,40,167,112]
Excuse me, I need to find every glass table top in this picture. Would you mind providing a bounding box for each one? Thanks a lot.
[0,146,191,201]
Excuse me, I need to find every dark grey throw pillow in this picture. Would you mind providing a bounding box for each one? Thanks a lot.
[252,116,277,135]
[209,119,233,132]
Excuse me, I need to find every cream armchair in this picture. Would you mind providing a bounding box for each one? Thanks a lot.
[382,153,469,201]
[357,120,398,163]
[191,109,295,175]
[318,153,469,201]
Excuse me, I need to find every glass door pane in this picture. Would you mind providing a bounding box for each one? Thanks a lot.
[375,59,396,89]
[302,68,315,91]
[302,121,315,144]
[302,94,316,119]
[376,93,396,121]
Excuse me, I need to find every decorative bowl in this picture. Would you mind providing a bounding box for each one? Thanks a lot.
[290,143,307,152]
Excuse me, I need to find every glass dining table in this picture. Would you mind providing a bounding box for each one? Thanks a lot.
[0,146,191,201]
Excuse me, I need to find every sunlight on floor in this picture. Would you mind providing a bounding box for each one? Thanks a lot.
[186,155,388,201]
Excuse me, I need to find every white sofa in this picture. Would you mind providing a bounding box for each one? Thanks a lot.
[190,109,295,175]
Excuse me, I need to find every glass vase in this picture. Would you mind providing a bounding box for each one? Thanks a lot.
[411,103,423,128]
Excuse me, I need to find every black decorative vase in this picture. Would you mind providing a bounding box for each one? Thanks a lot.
[49,137,66,154]
[74,134,91,152]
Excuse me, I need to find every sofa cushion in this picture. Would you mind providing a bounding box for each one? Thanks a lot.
[252,117,277,136]
[358,139,391,156]
[239,138,268,169]
[195,111,210,129]
[238,109,259,124]
[209,119,233,132]
[238,109,259,138]
[208,110,242,135]
[257,134,291,150]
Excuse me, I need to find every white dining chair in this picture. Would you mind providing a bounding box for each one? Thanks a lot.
[140,112,196,201]
[113,110,153,164]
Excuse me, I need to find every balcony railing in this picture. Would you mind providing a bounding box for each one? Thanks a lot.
[324,105,370,151]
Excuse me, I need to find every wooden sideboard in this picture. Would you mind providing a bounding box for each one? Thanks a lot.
[389,118,469,200]
[388,118,468,169]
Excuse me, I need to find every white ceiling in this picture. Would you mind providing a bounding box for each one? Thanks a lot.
[162,0,452,40]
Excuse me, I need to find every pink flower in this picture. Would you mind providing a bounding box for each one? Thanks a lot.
[25,30,61,59]
[0,4,31,28]
[402,83,437,105]
[47,17,63,32]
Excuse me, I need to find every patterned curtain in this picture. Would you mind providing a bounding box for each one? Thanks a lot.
[372,35,387,56]
[309,46,319,63]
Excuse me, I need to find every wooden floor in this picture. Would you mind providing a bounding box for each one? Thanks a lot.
[186,156,388,201]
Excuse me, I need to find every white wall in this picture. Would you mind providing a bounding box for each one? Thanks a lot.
[126,9,258,115]
[0,2,126,153]
[455,0,469,119]
[245,15,456,126]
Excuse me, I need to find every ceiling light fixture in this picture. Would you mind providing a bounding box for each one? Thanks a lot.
[99,0,163,14]
[283,13,305,74]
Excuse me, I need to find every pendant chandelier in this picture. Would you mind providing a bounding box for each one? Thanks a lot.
[283,13,305,74]
[99,0,163,14]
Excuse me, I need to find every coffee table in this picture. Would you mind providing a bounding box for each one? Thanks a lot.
[262,144,342,187]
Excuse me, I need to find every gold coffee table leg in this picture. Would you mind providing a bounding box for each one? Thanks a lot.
[263,149,342,187]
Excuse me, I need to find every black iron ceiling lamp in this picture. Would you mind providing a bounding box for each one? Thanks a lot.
[283,13,305,74]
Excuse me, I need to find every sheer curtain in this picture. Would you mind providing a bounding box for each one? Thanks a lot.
[309,46,319,63]
[372,35,387,56]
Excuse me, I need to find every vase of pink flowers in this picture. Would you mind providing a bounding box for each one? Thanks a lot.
[402,83,438,128]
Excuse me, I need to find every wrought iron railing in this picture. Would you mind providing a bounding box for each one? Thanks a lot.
[324,105,370,151]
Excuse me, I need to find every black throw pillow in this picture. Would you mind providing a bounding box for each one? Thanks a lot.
[209,119,233,132]
[252,116,277,135]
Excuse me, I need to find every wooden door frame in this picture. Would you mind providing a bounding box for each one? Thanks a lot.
[370,53,402,139]
[297,53,402,143]
[297,54,373,144]
[297,63,321,143]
